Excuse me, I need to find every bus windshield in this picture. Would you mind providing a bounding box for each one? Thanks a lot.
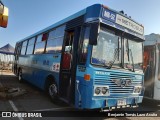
[124,39,143,71]
[91,27,121,68]
[91,26,143,71]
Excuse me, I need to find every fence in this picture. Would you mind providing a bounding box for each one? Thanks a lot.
[0,53,14,72]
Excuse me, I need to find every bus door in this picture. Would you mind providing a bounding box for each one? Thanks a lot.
[59,27,81,103]
[154,44,160,100]
[144,46,155,98]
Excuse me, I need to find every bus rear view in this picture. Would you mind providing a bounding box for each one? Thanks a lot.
[13,4,145,111]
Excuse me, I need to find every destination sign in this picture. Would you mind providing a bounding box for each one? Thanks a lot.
[102,9,144,35]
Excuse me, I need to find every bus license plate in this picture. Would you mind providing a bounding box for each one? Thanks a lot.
[117,99,126,106]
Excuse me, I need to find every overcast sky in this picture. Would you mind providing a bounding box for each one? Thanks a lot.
[0,0,160,47]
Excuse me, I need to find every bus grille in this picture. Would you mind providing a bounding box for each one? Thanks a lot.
[94,72,142,94]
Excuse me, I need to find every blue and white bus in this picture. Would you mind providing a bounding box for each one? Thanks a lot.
[13,4,145,110]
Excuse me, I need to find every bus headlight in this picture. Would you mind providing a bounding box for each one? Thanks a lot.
[102,87,108,94]
[95,87,101,95]
[94,86,110,96]
[133,86,142,94]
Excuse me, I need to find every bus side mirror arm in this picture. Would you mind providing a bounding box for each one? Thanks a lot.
[89,23,99,45]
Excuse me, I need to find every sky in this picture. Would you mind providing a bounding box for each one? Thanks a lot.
[0,0,160,47]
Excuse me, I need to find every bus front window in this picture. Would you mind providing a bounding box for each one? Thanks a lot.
[124,39,143,71]
[91,27,121,68]
[91,26,143,71]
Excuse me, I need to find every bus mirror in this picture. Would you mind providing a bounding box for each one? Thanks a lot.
[89,23,99,45]
[0,6,9,28]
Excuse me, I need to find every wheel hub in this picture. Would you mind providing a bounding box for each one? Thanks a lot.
[49,84,57,96]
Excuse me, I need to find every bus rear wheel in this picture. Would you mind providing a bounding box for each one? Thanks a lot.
[18,69,23,82]
[48,81,58,102]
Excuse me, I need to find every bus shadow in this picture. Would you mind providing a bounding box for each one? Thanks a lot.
[0,72,71,108]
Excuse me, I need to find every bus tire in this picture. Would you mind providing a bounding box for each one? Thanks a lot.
[47,80,58,102]
[18,68,23,83]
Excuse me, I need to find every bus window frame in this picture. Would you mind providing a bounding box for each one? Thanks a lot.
[90,23,121,68]
[34,32,48,54]
[20,40,28,55]
[90,25,121,68]
[46,36,64,54]
[90,23,144,71]
[26,37,36,55]
[45,25,65,54]
[18,42,22,55]
[78,25,90,65]
[14,43,18,55]
[17,24,66,56]
[14,42,22,61]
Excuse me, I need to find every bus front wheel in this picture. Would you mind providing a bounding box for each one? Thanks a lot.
[48,81,58,102]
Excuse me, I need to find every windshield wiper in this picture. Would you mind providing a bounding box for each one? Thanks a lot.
[129,49,135,72]
[105,48,120,69]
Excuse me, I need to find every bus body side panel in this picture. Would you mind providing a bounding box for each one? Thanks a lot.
[17,53,62,90]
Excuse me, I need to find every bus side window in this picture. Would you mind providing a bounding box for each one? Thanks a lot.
[21,40,28,55]
[46,25,65,53]
[34,33,48,54]
[79,27,90,64]
[26,37,36,55]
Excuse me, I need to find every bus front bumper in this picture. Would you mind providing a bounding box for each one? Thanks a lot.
[89,96,143,109]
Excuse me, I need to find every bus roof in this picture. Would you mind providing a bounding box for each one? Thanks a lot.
[17,4,144,43]
[17,8,86,43]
